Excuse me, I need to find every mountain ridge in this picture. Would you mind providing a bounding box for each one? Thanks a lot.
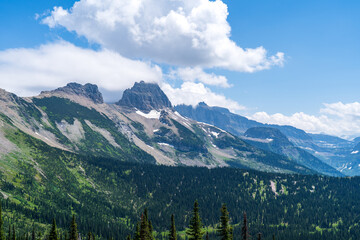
[0,81,321,175]
[175,102,360,175]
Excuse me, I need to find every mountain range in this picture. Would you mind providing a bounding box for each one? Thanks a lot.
[175,102,360,176]
[1,81,357,176]
[0,81,321,175]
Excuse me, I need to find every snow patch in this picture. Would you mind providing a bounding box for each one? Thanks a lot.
[158,142,174,148]
[211,131,219,138]
[136,110,161,119]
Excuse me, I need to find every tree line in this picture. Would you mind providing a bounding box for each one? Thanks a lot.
[0,200,274,240]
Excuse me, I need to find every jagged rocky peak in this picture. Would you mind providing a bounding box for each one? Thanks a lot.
[41,82,104,104]
[0,88,19,102]
[117,81,172,112]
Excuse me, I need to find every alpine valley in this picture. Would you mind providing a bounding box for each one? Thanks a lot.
[1,81,360,239]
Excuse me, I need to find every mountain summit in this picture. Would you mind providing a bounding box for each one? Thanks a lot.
[41,82,104,104]
[116,81,172,112]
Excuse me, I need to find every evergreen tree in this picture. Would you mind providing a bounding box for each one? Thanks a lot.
[139,209,153,240]
[241,212,248,240]
[134,222,140,240]
[11,226,15,240]
[31,225,35,240]
[0,202,4,240]
[69,215,78,240]
[186,200,204,240]
[217,204,232,240]
[86,232,94,240]
[7,226,10,240]
[169,214,177,240]
[148,220,154,240]
[49,219,58,240]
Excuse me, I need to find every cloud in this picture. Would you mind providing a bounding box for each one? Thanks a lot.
[42,0,284,72]
[250,102,360,138]
[170,67,230,88]
[0,41,162,100]
[0,41,244,111]
[162,82,245,112]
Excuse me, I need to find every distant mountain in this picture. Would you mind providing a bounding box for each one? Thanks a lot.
[175,102,261,136]
[175,102,360,176]
[309,133,354,149]
[175,102,315,147]
[244,127,342,176]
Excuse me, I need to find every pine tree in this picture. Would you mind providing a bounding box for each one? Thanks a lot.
[86,232,94,240]
[49,219,58,240]
[139,209,153,240]
[169,214,177,240]
[0,202,4,240]
[134,222,140,240]
[217,204,232,240]
[241,212,248,240]
[69,215,78,240]
[11,226,15,240]
[148,220,154,240]
[7,226,11,240]
[31,225,35,240]
[140,213,149,240]
[186,200,204,240]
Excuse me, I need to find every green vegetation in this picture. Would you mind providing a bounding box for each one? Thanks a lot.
[2,116,360,239]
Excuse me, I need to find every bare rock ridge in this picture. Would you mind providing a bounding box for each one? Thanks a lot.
[116,81,172,112]
[41,82,104,104]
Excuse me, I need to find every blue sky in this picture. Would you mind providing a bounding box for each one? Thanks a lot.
[1,0,360,137]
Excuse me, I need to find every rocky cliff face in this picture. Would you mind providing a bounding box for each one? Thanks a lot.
[41,82,104,104]
[116,81,172,112]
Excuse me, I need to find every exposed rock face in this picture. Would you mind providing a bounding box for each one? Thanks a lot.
[41,82,104,104]
[245,127,292,146]
[117,81,172,112]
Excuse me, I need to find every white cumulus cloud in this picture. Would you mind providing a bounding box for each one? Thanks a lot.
[0,41,245,110]
[250,102,360,138]
[0,41,162,100]
[162,82,245,112]
[170,67,230,88]
[42,0,284,72]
